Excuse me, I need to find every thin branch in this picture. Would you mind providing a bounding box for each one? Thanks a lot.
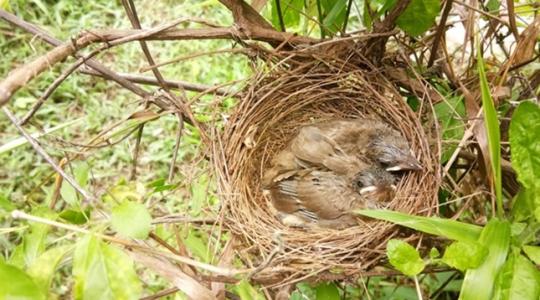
[428,0,454,68]
[3,108,95,203]
[140,48,252,73]
[79,68,233,96]
[168,113,184,182]
[129,124,145,180]
[506,0,519,40]
[10,210,246,276]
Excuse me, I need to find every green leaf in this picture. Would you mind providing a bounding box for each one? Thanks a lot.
[59,209,91,224]
[9,207,56,268]
[234,279,265,300]
[511,188,534,222]
[290,282,316,300]
[429,247,441,259]
[0,260,46,300]
[477,50,503,217]
[486,0,500,12]
[27,245,72,292]
[396,0,441,36]
[459,219,511,300]
[315,282,340,300]
[387,239,425,276]
[183,228,212,263]
[442,241,489,271]
[509,101,540,220]
[73,235,142,300]
[271,0,303,30]
[356,209,482,242]
[111,201,152,239]
[493,252,540,300]
[60,162,90,206]
[0,194,15,212]
[434,96,466,162]
[191,174,209,216]
[523,245,540,265]
[321,0,348,35]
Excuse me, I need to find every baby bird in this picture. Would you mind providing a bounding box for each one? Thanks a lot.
[268,166,396,229]
[262,118,420,229]
[312,119,422,172]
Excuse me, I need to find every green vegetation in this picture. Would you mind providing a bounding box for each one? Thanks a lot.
[1,0,539,299]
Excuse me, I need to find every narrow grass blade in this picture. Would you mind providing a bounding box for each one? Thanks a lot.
[0,118,82,155]
[459,218,511,300]
[477,50,503,217]
[356,210,482,242]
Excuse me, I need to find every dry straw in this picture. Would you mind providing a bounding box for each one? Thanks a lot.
[212,43,441,285]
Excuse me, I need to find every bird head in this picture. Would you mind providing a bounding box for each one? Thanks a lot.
[370,131,422,172]
[354,168,396,203]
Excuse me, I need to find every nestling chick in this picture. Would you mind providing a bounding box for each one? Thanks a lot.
[268,167,396,229]
[312,119,422,172]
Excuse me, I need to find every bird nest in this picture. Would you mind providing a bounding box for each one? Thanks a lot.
[212,45,440,285]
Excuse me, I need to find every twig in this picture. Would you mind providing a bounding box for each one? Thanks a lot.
[10,210,246,276]
[453,0,509,25]
[414,275,424,300]
[139,48,251,73]
[506,0,519,40]
[139,287,178,300]
[79,68,233,96]
[168,113,184,182]
[129,124,145,180]
[428,0,454,68]
[3,107,95,203]
[19,50,96,125]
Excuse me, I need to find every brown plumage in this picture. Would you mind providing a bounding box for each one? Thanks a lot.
[268,167,396,229]
[262,118,419,229]
[311,119,422,171]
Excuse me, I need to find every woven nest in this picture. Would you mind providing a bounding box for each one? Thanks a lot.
[213,45,440,285]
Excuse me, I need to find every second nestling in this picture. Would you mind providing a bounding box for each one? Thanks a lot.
[262,118,422,229]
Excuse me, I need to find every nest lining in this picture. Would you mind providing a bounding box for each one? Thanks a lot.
[212,47,440,284]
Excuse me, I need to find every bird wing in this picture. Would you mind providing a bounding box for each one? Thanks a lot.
[313,119,378,157]
[270,170,366,221]
[290,126,366,175]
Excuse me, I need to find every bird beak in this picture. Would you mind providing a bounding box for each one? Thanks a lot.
[386,157,423,171]
[359,185,378,194]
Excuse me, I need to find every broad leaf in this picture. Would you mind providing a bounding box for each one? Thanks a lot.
[434,96,466,162]
[315,282,340,300]
[27,245,72,292]
[59,208,91,224]
[387,239,425,276]
[509,101,540,220]
[183,228,212,263]
[73,235,141,300]
[60,163,89,207]
[442,240,488,271]
[356,209,482,242]
[9,206,55,268]
[523,245,540,265]
[0,260,45,300]
[111,201,152,239]
[396,0,441,36]
[459,219,511,300]
[493,252,540,300]
[271,0,303,30]
[321,0,348,35]
[234,279,265,300]
[478,50,503,216]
